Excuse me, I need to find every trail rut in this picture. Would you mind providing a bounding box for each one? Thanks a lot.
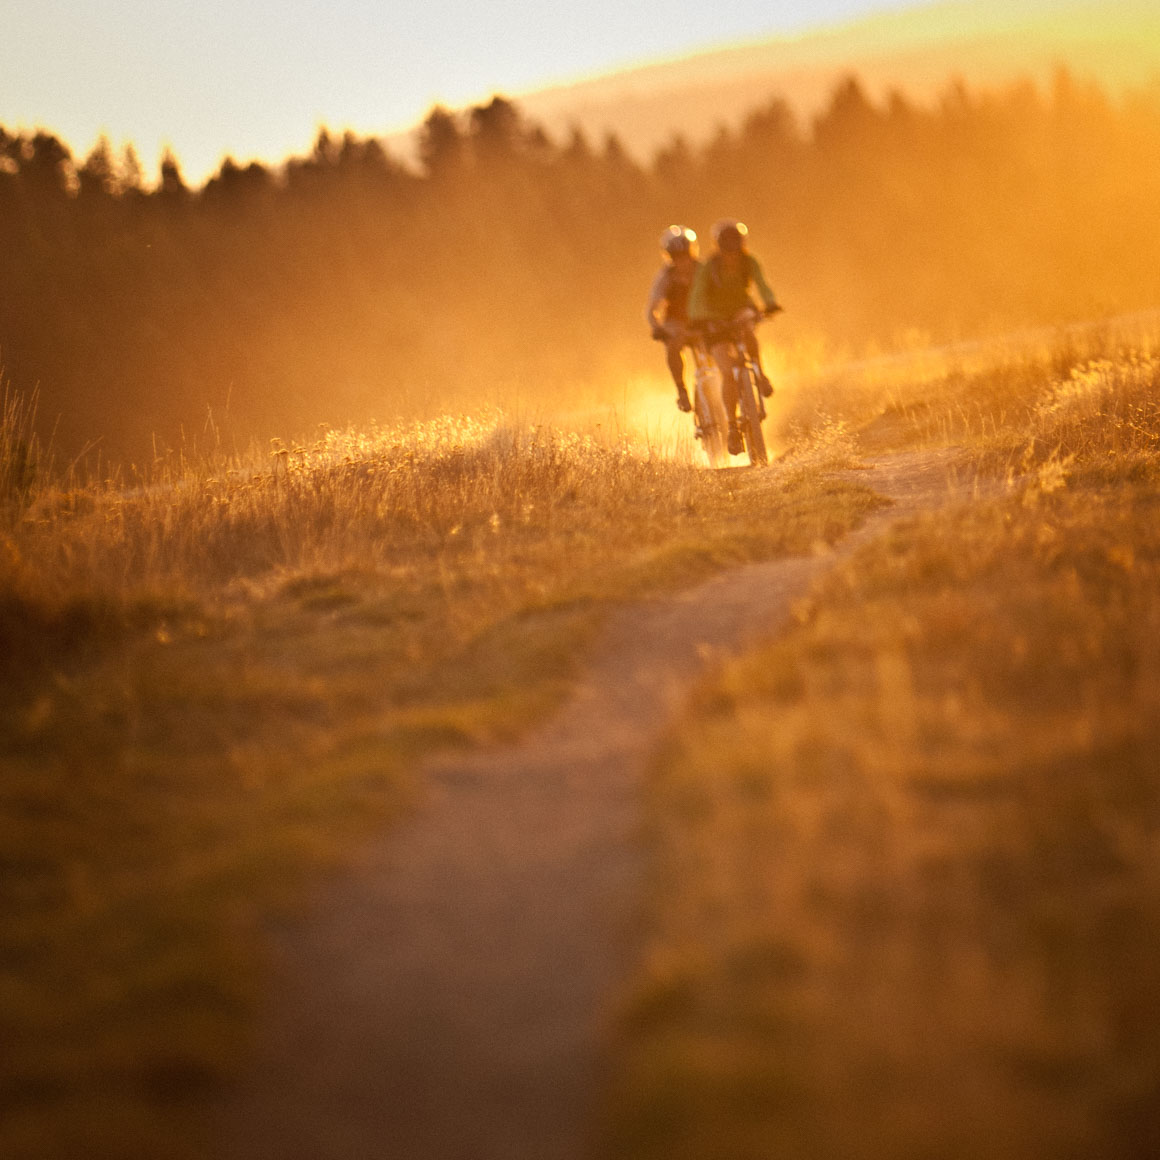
[216,448,993,1160]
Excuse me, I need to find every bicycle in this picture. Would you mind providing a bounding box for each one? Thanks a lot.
[700,305,780,467]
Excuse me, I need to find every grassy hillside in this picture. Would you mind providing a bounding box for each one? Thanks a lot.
[606,315,1160,1159]
[519,0,1160,160]
[0,399,878,1160]
[4,311,1159,1158]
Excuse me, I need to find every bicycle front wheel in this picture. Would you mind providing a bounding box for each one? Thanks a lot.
[693,365,730,467]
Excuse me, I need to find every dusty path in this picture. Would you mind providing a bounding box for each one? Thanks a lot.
[215,448,990,1160]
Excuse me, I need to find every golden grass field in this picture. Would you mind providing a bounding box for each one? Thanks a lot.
[0,385,878,1159]
[2,314,1159,1158]
[605,321,1160,1159]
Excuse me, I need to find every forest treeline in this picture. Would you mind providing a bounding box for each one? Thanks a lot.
[3,71,1160,462]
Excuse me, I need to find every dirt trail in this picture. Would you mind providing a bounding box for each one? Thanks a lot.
[215,448,991,1160]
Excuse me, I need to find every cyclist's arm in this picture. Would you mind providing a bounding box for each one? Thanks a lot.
[645,268,669,328]
[747,255,779,312]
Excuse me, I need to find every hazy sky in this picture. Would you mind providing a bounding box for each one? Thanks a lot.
[3,0,916,184]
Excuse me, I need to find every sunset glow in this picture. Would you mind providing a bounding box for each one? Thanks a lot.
[2,0,916,186]
[4,1,1160,1154]
[4,0,1155,188]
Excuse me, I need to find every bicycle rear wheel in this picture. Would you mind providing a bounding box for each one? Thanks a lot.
[736,367,768,466]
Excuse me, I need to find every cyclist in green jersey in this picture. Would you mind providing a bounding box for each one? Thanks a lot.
[688,219,781,452]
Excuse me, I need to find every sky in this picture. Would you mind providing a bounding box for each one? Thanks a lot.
[1,0,916,185]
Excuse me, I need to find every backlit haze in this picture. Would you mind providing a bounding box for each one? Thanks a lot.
[4,0,1160,461]
[4,0,931,185]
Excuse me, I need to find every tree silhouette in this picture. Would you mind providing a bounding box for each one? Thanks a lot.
[0,76,1159,463]
[419,106,466,180]
[79,136,119,199]
[158,148,189,201]
[469,96,524,165]
[22,132,73,199]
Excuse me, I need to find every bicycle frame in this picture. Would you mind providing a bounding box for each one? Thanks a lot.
[701,308,771,466]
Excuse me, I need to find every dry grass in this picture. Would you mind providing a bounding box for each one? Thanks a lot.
[605,325,1160,1159]
[10,318,1157,1158]
[0,403,880,1159]
[1,384,42,512]
[773,312,1160,464]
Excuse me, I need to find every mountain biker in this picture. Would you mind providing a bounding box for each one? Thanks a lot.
[645,225,701,413]
[687,219,781,453]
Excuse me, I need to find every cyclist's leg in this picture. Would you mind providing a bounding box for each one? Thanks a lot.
[661,323,692,401]
[710,341,738,417]
[664,335,686,390]
[743,329,774,395]
[711,340,745,454]
[664,329,692,410]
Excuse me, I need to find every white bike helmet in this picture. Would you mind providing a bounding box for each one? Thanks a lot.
[659,224,698,261]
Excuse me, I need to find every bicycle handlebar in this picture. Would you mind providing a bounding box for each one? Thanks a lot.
[690,305,781,344]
